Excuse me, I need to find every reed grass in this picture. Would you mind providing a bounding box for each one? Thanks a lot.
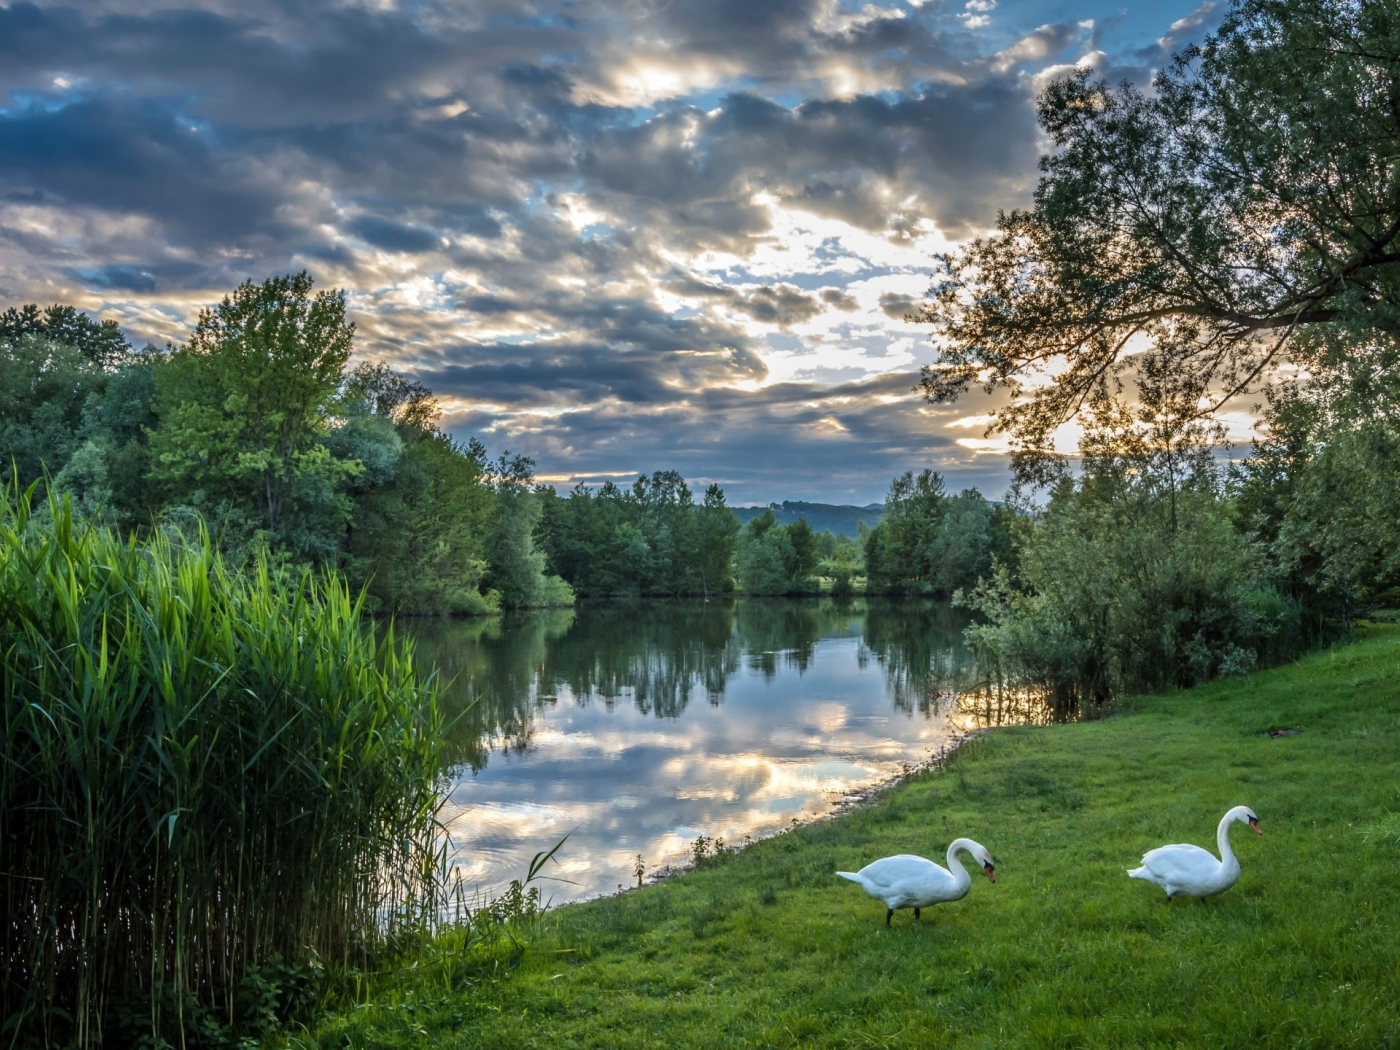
[0,485,446,1048]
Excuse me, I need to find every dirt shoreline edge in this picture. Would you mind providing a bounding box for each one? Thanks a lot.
[632,725,988,892]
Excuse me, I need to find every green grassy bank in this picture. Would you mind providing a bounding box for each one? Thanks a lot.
[300,628,1400,1050]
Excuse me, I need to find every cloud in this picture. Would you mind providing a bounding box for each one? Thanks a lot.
[66,264,157,291]
[878,291,919,320]
[820,287,859,311]
[730,285,823,327]
[436,368,1015,505]
[0,0,1219,500]
[1146,2,1223,62]
[0,95,300,253]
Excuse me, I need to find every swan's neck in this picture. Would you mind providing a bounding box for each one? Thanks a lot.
[1216,813,1240,871]
[945,838,975,889]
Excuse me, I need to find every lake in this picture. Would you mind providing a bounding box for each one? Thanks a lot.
[406,598,1042,905]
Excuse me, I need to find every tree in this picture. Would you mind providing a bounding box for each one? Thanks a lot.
[536,474,737,597]
[631,470,694,594]
[734,510,819,596]
[694,484,739,596]
[786,516,820,581]
[149,272,358,559]
[961,446,1278,710]
[86,355,162,530]
[0,335,109,489]
[483,452,574,608]
[344,431,497,615]
[926,490,995,595]
[343,360,440,431]
[917,0,1400,469]
[1235,352,1400,624]
[735,517,797,596]
[864,469,946,594]
[0,303,130,369]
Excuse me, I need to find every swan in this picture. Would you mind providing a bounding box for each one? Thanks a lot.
[1128,805,1261,899]
[837,839,995,926]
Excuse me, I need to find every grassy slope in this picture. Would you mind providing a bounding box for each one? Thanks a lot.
[308,629,1400,1050]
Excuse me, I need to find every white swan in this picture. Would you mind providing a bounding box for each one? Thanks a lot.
[837,838,995,926]
[1128,805,1261,899]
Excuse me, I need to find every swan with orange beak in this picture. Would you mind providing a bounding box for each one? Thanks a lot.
[1128,805,1262,899]
[837,839,996,926]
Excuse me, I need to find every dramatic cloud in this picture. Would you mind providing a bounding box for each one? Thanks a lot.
[0,0,1222,503]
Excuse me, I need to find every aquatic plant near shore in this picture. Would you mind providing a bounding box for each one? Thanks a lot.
[0,485,447,1048]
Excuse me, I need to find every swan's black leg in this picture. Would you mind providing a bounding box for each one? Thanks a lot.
[885,908,893,926]
[914,908,921,921]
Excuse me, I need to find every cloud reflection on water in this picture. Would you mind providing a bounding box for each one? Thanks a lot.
[411,598,977,902]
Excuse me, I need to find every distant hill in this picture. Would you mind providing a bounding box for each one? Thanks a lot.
[732,500,883,538]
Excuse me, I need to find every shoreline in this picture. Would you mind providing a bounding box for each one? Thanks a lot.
[302,629,1400,1049]
[633,725,986,892]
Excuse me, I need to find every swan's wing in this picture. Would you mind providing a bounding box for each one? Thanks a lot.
[854,855,965,906]
[856,855,944,891]
[1139,844,1220,886]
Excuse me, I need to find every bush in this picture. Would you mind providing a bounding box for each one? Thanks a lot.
[0,485,446,1048]
[959,476,1286,711]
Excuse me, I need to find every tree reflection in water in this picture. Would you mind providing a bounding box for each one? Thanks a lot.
[405,598,1049,773]
[404,597,1065,902]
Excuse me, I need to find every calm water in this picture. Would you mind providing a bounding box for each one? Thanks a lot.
[406,598,1033,905]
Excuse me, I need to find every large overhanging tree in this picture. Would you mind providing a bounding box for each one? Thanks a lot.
[917,0,1400,473]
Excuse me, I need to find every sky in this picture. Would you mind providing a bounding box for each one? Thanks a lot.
[0,0,1224,505]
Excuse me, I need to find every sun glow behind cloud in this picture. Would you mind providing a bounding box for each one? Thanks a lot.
[0,0,1227,503]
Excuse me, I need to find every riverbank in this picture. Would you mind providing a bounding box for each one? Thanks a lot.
[299,626,1400,1049]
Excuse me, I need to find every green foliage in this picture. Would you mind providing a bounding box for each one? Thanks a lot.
[919,0,1400,464]
[0,302,131,369]
[149,272,359,561]
[345,429,498,616]
[734,510,820,595]
[1235,355,1400,628]
[695,483,741,595]
[333,359,499,615]
[485,453,574,609]
[0,279,558,613]
[785,515,819,579]
[83,354,163,529]
[735,516,796,594]
[864,469,1008,596]
[959,399,1299,707]
[0,484,447,1049]
[868,468,945,591]
[0,334,110,488]
[0,328,163,533]
[821,558,856,598]
[537,472,738,596]
[962,486,1272,710]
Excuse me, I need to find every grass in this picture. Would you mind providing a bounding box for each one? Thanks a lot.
[293,626,1400,1050]
[0,488,445,1048]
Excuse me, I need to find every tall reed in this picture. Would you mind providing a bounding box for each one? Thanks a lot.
[0,485,446,1047]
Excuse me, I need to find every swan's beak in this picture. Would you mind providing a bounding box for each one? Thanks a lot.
[1248,817,1262,834]
[983,861,996,883]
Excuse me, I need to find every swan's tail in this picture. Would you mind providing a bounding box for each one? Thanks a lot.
[836,871,864,885]
[1127,866,1150,880]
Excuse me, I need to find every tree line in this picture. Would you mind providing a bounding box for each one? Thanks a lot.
[3,280,1022,607]
[1,276,571,614]
[918,0,1400,709]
